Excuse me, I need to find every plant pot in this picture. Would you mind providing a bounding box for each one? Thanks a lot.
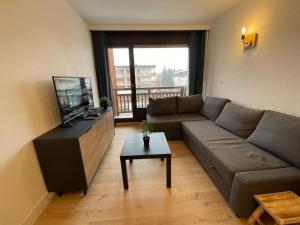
[101,104,108,110]
[143,136,150,147]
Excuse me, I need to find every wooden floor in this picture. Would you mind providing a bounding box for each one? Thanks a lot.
[35,125,247,225]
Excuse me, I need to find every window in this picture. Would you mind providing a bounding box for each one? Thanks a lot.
[134,47,189,108]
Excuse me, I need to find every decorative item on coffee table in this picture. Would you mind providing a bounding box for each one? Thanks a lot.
[99,97,111,110]
[140,120,153,147]
[248,191,300,225]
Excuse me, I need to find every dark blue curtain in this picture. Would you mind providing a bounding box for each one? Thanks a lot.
[91,31,111,99]
[189,31,206,95]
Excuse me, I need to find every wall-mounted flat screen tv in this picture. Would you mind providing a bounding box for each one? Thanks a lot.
[52,76,94,124]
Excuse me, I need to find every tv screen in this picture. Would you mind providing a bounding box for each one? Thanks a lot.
[53,76,94,123]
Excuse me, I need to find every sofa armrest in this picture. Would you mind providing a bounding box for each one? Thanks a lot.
[229,167,300,217]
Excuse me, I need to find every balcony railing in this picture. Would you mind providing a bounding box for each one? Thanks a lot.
[112,86,186,115]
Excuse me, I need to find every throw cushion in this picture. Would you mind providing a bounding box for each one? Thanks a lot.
[201,96,229,121]
[177,94,203,114]
[148,96,177,116]
[247,110,300,168]
[215,103,264,138]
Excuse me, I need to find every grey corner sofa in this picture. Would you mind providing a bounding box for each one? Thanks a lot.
[147,95,300,217]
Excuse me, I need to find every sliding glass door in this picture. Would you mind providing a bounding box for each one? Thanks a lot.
[134,47,189,109]
[108,46,189,121]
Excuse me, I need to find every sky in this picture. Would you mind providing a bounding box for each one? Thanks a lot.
[112,47,189,72]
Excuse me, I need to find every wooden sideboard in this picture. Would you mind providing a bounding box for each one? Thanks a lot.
[34,108,114,195]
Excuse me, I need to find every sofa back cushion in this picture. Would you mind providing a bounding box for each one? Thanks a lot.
[177,94,203,114]
[200,96,229,121]
[215,103,264,138]
[247,110,300,168]
[148,96,177,116]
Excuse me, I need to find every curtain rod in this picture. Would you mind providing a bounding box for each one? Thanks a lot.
[88,24,211,31]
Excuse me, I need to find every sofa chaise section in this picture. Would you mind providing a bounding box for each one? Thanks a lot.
[183,108,300,217]
[147,96,300,217]
[182,120,239,199]
[182,120,290,201]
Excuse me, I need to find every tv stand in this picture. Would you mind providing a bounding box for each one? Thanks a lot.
[76,111,88,119]
[34,108,115,195]
[60,122,73,128]
[88,112,101,116]
[81,117,95,121]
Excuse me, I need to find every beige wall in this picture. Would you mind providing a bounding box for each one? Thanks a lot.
[205,0,300,116]
[0,0,99,224]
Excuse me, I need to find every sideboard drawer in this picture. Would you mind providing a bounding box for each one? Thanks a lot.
[95,116,107,158]
[79,125,101,185]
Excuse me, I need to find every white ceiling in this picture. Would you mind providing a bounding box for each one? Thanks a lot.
[68,0,240,26]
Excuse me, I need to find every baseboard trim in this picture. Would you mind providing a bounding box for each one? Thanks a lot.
[21,192,55,225]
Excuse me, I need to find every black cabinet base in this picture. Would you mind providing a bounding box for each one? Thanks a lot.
[57,189,86,197]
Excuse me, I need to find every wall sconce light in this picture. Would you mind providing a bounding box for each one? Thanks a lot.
[241,27,258,49]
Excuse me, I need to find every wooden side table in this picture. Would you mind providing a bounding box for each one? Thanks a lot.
[248,191,300,225]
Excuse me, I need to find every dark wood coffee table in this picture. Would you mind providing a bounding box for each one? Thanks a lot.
[120,132,171,189]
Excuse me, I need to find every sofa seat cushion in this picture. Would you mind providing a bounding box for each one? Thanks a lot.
[181,120,290,185]
[147,113,206,130]
[247,110,300,168]
[215,103,264,138]
[201,96,230,121]
[182,120,244,158]
[207,143,290,185]
[177,94,203,114]
[148,96,177,116]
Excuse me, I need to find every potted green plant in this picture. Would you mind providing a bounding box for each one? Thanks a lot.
[140,120,153,147]
[99,97,111,110]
